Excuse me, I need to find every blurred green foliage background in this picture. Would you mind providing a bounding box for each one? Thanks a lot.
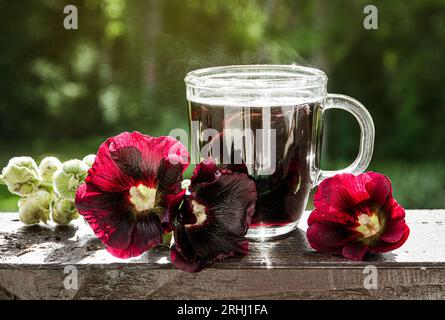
[1,0,444,210]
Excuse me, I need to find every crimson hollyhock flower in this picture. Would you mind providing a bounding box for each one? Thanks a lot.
[75,131,189,258]
[169,160,257,272]
[306,172,410,261]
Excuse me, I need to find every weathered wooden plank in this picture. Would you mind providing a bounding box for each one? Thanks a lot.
[0,210,444,299]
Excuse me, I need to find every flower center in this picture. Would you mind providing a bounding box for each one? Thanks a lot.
[356,213,381,239]
[191,200,207,225]
[129,184,157,212]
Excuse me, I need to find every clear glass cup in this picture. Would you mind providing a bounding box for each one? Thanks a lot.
[185,65,374,238]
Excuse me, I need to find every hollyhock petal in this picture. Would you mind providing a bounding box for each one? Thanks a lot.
[363,172,392,206]
[87,132,189,193]
[342,242,369,261]
[76,182,164,258]
[370,224,410,253]
[109,132,188,176]
[383,197,406,220]
[379,219,408,243]
[190,158,218,187]
[307,208,353,226]
[109,145,145,180]
[86,136,136,193]
[106,215,163,259]
[170,244,204,273]
[76,183,134,248]
[107,242,157,259]
[170,161,256,272]
[168,190,196,226]
[156,157,187,204]
[391,203,406,220]
[194,172,256,235]
[314,173,370,213]
[306,222,356,254]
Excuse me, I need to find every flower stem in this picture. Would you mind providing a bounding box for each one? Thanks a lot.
[161,232,173,248]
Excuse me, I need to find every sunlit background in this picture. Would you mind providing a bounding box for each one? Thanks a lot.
[1,0,444,210]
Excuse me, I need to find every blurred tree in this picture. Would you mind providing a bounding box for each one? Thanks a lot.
[0,0,444,208]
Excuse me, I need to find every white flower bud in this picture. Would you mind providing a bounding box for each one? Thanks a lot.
[1,157,40,196]
[38,156,62,183]
[18,190,52,225]
[51,197,79,225]
[181,179,191,190]
[53,159,89,200]
[82,154,96,167]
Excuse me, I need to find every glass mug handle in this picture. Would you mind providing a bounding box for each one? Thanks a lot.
[315,93,375,186]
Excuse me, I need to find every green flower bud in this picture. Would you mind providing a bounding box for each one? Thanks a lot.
[82,154,96,167]
[38,156,62,183]
[51,197,79,225]
[53,159,89,199]
[18,190,52,225]
[1,157,40,196]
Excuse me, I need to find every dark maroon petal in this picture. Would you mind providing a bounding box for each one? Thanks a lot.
[170,167,256,272]
[171,223,250,273]
[75,182,163,258]
[168,190,197,226]
[342,242,369,261]
[170,244,204,273]
[194,172,256,234]
[190,158,218,188]
[306,221,356,254]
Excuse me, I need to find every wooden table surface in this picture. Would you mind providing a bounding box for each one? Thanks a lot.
[0,210,444,299]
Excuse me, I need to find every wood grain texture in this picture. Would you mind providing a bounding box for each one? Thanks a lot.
[0,210,444,299]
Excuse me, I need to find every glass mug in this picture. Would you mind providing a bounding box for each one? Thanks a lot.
[185,65,374,238]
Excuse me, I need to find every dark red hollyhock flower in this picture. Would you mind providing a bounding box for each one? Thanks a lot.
[75,131,189,258]
[169,159,257,272]
[306,172,410,261]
